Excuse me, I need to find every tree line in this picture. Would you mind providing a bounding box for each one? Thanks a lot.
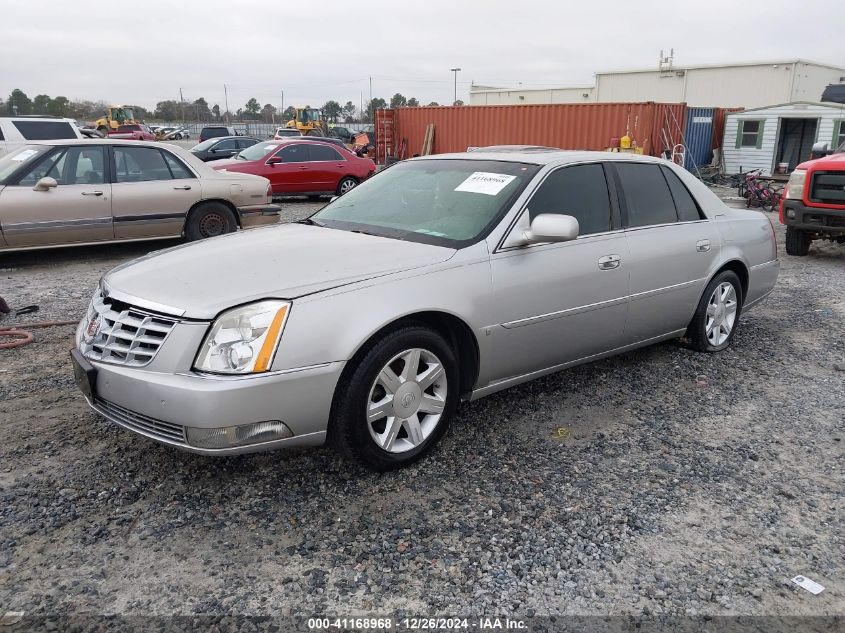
[3,88,458,125]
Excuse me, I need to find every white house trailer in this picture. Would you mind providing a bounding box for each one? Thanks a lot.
[723,102,845,176]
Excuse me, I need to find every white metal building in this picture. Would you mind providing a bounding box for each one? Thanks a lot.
[469,59,845,109]
[722,101,845,176]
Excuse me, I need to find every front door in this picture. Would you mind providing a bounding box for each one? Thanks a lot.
[612,162,721,344]
[267,143,311,193]
[0,145,112,248]
[110,145,201,239]
[488,162,629,383]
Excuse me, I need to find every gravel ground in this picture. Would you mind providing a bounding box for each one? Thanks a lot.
[0,193,842,624]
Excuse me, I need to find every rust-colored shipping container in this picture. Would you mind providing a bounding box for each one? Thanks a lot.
[712,107,744,150]
[385,102,688,160]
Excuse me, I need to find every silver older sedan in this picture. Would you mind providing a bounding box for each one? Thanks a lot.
[72,150,779,470]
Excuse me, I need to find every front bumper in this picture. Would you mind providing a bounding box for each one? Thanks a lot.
[73,343,345,455]
[782,200,845,235]
[237,204,281,229]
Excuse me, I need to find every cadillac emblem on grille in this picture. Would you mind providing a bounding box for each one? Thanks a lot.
[84,315,102,343]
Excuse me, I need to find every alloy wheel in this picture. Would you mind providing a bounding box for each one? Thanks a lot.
[705,282,738,346]
[339,179,356,194]
[366,348,447,454]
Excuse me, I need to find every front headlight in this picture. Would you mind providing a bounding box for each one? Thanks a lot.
[194,300,290,374]
[785,169,806,200]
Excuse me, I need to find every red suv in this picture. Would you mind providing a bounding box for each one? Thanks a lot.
[212,139,375,197]
[780,141,845,255]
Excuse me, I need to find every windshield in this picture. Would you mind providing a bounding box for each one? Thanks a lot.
[237,142,278,161]
[312,159,539,247]
[0,145,52,184]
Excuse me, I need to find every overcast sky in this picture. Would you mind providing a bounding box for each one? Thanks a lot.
[1,0,842,112]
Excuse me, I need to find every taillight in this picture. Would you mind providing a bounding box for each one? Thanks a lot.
[266,183,273,200]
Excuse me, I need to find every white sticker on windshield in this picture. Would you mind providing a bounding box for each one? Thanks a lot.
[9,149,38,162]
[455,172,516,196]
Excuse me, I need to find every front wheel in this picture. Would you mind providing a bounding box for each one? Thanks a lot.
[785,226,811,256]
[336,176,358,196]
[184,202,237,241]
[687,271,743,353]
[330,326,459,471]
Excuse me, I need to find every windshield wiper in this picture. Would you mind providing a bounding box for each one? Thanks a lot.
[298,217,324,227]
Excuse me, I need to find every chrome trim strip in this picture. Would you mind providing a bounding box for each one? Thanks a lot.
[500,278,704,329]
[501,295,628,329]
[3,217,112,233]
[101,282,187,318]
[188,361,336,381]
[112,217,183,226]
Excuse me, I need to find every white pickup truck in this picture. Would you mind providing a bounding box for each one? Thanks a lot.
[0,116,83,157]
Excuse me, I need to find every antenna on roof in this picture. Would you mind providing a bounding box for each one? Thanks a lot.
[659,49,675,76]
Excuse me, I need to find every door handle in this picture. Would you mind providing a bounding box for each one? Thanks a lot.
[173,185,192,190]
[598,254,621,270]
[81,191,103,196]
[696,239,711,252]
[298,166,308,170]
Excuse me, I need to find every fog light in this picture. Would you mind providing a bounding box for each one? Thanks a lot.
[186,420,293,449]
[786,208,796,219]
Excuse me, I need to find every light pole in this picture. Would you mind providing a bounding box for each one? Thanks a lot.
[450,67,461,105]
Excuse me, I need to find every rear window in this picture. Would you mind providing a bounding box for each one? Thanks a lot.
[12,120,77,141]
[202,127,230,138]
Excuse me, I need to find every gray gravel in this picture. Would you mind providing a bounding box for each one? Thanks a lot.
[0,194,842,621]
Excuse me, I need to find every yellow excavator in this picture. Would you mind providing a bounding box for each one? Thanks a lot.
[93,106,136,136]
[286,108,327,136]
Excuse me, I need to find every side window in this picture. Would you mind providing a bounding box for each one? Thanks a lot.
[526,163,612,236]
[615,163,678,228]
[276,144,308,163]
[0,127,4,141]
[12,121,77,140]
[214,139,238,151]
[114,146,173,182]
[309,144,343,161]
[661,167,702,222]
[15,149,66,186]
[161,151,194,179]
[237,138,257,149]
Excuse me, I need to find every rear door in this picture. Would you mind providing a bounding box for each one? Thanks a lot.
[306,143,345,192]
[0,145,112,247]
[111,145,200,239]
[613,162,721,344]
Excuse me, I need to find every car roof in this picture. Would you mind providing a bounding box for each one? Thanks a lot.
[414,150,668,167]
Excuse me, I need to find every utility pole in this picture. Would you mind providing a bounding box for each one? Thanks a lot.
[179,87,185,123]
[369,76,373,123]
[450,68,461,105]
[223,84,230,124]
[281,90,284,118]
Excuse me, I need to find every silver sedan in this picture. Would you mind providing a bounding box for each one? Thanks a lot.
[72,150,779,470]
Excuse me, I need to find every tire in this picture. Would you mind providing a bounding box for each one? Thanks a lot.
[687,270,743,353]
[336,176,358,196]
[785,226,811,256]
[184,202,237,241]
[330,325,460,471]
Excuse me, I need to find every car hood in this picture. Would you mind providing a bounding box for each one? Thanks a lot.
[103,224,456,319]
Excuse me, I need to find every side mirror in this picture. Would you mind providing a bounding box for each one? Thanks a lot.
[810,141,831,159]
[267,156,283,165]
[34,177,58,192]
[523,214,579,243]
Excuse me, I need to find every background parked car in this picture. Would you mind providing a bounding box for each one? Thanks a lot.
[327,126,355,143]
[0,116,83,157]
[273,127,302,139]
[0,140,280,252]
[108,124,157,141]
[190,136,262,162]
[293,136,350,151]
[212,139,375,197]
[199,126,236,143]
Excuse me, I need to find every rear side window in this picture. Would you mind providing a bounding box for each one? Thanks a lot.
[161,151,194,179]
[615,163,678,227]
[114,146,173,182]
[0,128,4,141]
[276,144,308,163]
[662,167,703,222]
[12,121,77,140]
[526,163,612,235]
[237,138,259,149]
[309,144,343,161]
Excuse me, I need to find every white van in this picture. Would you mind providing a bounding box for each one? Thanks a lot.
[0,116,83,157]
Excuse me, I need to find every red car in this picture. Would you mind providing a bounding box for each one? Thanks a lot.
[212,139,375,197]
[108,124,157,141]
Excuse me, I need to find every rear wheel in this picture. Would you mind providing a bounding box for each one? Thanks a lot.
[336,176,358,196]
[185,202,237,241]
[785,226,811,256]
[687,271,743,353]
[330,326,459,471]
